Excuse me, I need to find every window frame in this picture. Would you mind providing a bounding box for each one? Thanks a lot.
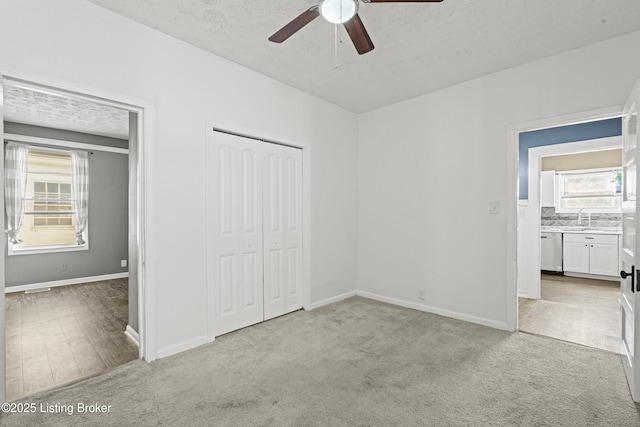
[554,166,622,214]
[7,146,89,256]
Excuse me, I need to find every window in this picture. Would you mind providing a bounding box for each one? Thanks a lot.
[9,148,87,254]
[33,182,73,227]
[556,167,622,212]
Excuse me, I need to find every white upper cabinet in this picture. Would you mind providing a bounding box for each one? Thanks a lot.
[540,170,556,207]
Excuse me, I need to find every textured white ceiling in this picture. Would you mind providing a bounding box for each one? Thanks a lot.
[3,85,129,139]
[74,1,640,112]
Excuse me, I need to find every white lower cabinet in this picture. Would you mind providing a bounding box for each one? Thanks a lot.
[562,233,619,277]
[562,240,590,273]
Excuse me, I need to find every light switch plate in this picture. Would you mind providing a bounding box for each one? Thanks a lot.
[490,201,500,214]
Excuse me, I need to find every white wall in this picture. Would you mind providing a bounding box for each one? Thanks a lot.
[0,0,358,357]
[357,30,640,329]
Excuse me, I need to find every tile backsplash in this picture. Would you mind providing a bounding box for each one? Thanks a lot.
[541,207,621,228]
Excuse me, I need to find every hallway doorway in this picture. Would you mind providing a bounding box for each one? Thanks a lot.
[0,74,153,403]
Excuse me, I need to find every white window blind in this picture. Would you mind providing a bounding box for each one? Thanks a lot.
[557,168,621,212]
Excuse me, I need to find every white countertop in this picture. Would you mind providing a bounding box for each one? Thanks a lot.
[541,226,622,235]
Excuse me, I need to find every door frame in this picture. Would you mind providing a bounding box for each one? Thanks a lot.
[524,136,622,299]
[0,70,158,402]
[205,125,312,342]
[506,105,624,331]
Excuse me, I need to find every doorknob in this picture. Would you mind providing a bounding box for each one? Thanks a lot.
[621,266,635,293]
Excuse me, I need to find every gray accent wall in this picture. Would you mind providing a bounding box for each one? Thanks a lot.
[4,122,129,287]
[5,122,128,149]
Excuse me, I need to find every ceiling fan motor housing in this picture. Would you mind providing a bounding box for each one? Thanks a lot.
[319,0,359,24]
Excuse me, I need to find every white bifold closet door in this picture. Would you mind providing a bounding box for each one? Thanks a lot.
[208,131,302,337]
[263,144,303,321]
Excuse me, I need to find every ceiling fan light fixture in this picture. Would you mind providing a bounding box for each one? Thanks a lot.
[319,0,359,24]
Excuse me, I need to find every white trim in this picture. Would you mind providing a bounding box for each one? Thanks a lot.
[306,290,356,310]
[506,129,518,332]
[8,241,89,256]
[0,73,7,404]
[157,335,208,359]
[4,133,129,154]
[518,290,529,298]
[356,290,510,331]
[139,99,158,362]
[302,144,312,311]
[510,105,624,133]
[125,325,140,345]
[204,131,214,343]
[4,272,129,293]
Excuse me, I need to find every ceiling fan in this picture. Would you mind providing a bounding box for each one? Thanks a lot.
[269,0,444,55]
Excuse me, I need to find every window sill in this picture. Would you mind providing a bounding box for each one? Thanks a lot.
[8,242,89,256]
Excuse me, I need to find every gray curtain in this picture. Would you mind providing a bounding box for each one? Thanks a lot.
[71,150,89,245]
[4,142,29,244]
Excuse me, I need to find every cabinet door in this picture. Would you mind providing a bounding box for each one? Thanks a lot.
[589,243,619,277]
[563,241,590,273]
[540,170,556,207]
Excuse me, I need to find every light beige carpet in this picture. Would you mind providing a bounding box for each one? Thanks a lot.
[2,296,639,426]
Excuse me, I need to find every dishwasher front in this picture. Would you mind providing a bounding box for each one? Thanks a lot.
[541,232,562,272]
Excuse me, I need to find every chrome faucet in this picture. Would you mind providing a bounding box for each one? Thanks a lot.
[577,208,591,228]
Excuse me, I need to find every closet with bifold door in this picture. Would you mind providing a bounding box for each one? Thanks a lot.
[206,130,303,337]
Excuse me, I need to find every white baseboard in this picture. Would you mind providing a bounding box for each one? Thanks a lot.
[518,290,529,298]
[157,335,208,359]
[5,272,129,293]
[356,290,510,331]
[125,325,140,345]
[306,290,356,310]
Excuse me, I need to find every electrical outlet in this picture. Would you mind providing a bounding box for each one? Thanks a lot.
[59,263,68,271]
[121,260,127,268]
[418,289,425,300]
[490,200,500,214]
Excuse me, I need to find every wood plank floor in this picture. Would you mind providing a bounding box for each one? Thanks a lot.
[519,274,621,354]
[5,279,138,402]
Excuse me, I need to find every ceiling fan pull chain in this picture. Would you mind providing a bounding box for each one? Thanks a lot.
[334,23,339,69]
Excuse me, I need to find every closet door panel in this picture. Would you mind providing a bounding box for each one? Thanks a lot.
[209,133,264,336]
[284,154,302,308]
[264,145,302,320]
[264,153,286,319]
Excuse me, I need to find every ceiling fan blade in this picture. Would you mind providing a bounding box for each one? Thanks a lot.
[364,0,444,2]
[269,7,320,43]
[343,14,375,55]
